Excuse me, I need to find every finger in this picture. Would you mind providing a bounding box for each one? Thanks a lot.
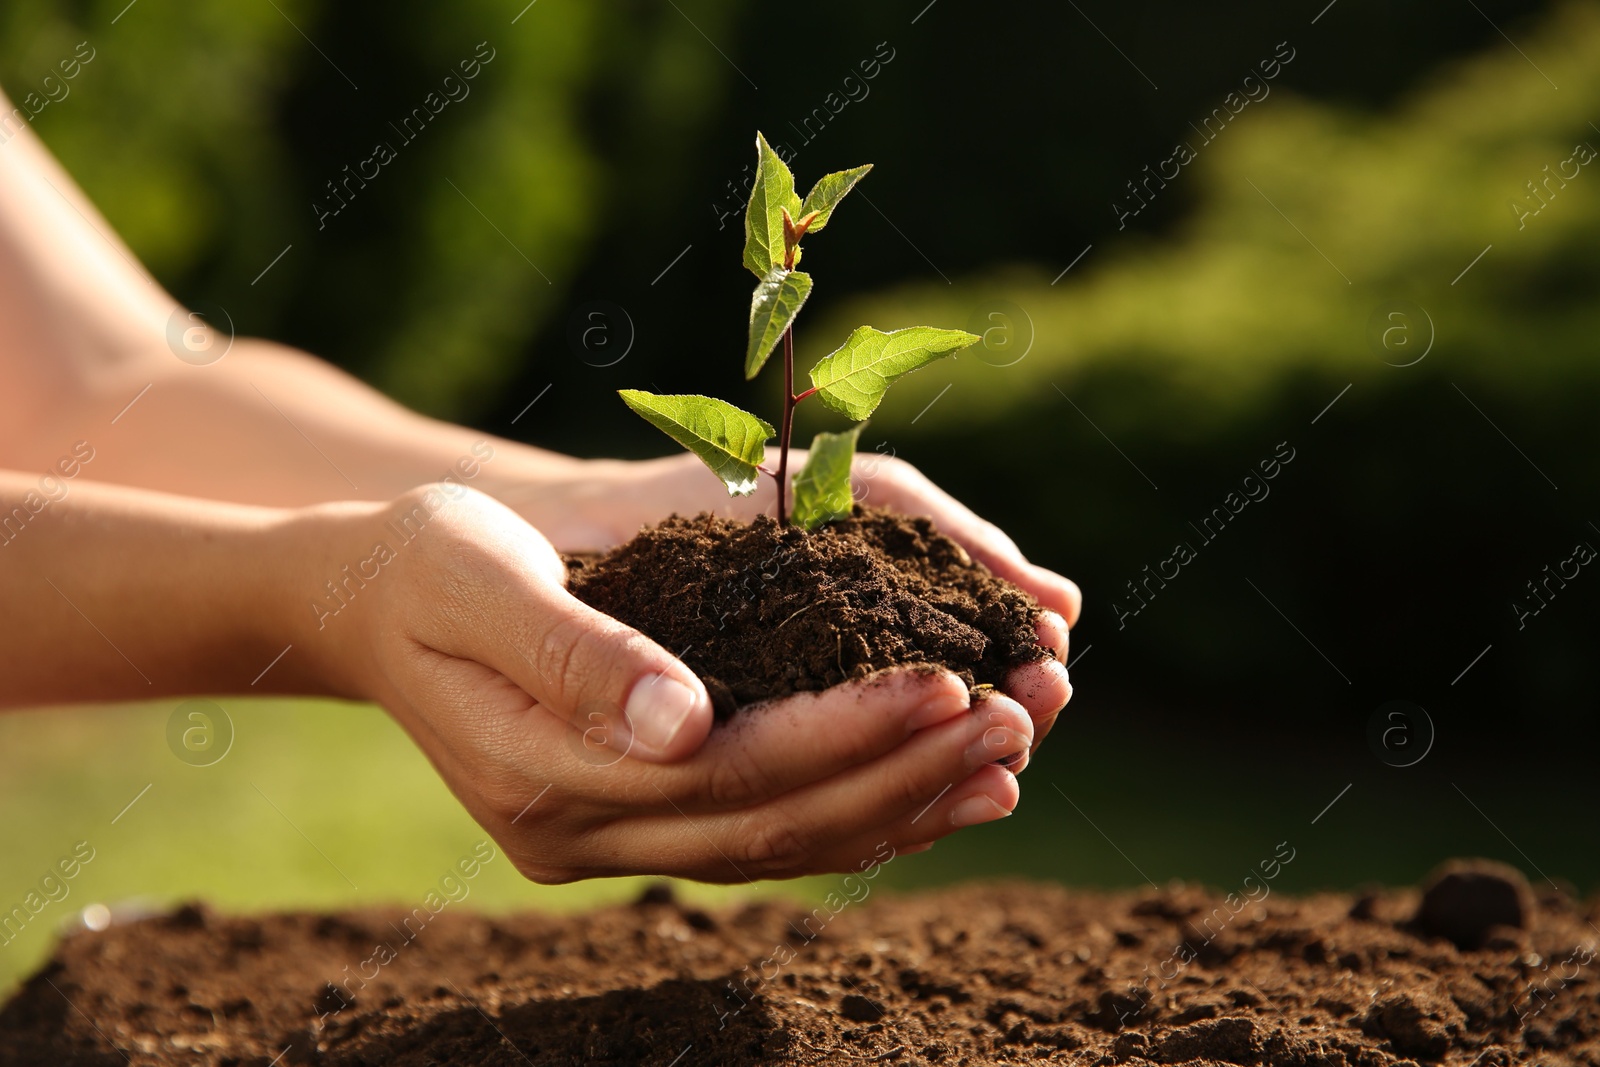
[812,764,1020,873]
[970,692,1035,776]
[1008,562,1083,629]
[1037,610,1070,661]
[1003,657,1072,720]
[430,495,715,762]
[657,667,972,811]
[857,458,1082,625]
[595,694,1034,880]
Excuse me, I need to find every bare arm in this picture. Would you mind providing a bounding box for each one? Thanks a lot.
[0,87,581,507]
[0,472,334,705]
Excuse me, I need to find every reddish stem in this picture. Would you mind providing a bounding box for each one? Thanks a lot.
[792,385,818,404]
[776,326,795,525]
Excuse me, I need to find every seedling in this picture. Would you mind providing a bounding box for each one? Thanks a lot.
[621,133,979,529]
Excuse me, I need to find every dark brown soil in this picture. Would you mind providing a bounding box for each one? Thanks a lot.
[6,866,1598,1066]
[566,507,1049,715]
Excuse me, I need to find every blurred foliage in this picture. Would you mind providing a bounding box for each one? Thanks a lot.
[0,0,743,413]
[2,0,1597,996]
[827,1,1600,427]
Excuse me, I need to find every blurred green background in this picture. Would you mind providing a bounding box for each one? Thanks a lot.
[3,0,1599,994]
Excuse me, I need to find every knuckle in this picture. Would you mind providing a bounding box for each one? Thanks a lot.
[539,614,645,709]
[476,770,551,827]
[536,614,588,701]
[704,749,775,808]
[883,763,934,816]
[734,814,812,871]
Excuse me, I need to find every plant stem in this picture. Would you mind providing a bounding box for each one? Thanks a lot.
[776,325,796,525]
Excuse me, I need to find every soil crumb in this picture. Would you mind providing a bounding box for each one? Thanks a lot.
[5,876,1598,1066]
[566,507,1049,714]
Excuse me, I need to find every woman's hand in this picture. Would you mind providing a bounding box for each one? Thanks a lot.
[307,484,1035,882]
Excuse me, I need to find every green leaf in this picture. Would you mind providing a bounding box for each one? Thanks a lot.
[808,326,981,421]
[791,426,862,530]
[618,390,775,496]
[799,164,872,234]
[742,133,802,277]
[745,267,813,379]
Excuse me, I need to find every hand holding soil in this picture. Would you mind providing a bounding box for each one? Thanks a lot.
[297,479,1062,882]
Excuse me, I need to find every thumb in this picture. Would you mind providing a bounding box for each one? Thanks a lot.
[474,516,715,763]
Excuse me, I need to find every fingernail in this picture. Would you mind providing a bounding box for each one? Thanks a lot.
[624,675,701,756]
[994,749,1029,772]
[950,793,1012,828]
[966,727,1028,772]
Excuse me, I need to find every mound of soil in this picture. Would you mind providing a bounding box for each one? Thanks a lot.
[566,507,1049,715]
[5,869,1597,1066]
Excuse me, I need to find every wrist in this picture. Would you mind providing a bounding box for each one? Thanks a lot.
[262,497,391,701]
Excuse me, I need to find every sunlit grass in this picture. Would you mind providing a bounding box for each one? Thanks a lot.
[0,698,816,995]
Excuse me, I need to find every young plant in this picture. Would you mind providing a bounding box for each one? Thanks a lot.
[621,132,979,529]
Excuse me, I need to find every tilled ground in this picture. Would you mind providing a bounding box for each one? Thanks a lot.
[1,865,1596,1066]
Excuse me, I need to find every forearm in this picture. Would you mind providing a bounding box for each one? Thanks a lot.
[0,92,596,525]
[6,336,585,507]
[0,472,346,707]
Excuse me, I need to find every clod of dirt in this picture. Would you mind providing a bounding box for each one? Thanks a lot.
[1362,990,1468,1059]
[1414,858,1535,950]
[567,507,1049,713]
[1148,1016,1255,1063]
[634,882,676,907]
[840,993,887,1022]
[7,872,1600,1067]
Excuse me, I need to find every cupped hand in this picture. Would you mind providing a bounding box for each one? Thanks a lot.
[308,484,1035,882]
